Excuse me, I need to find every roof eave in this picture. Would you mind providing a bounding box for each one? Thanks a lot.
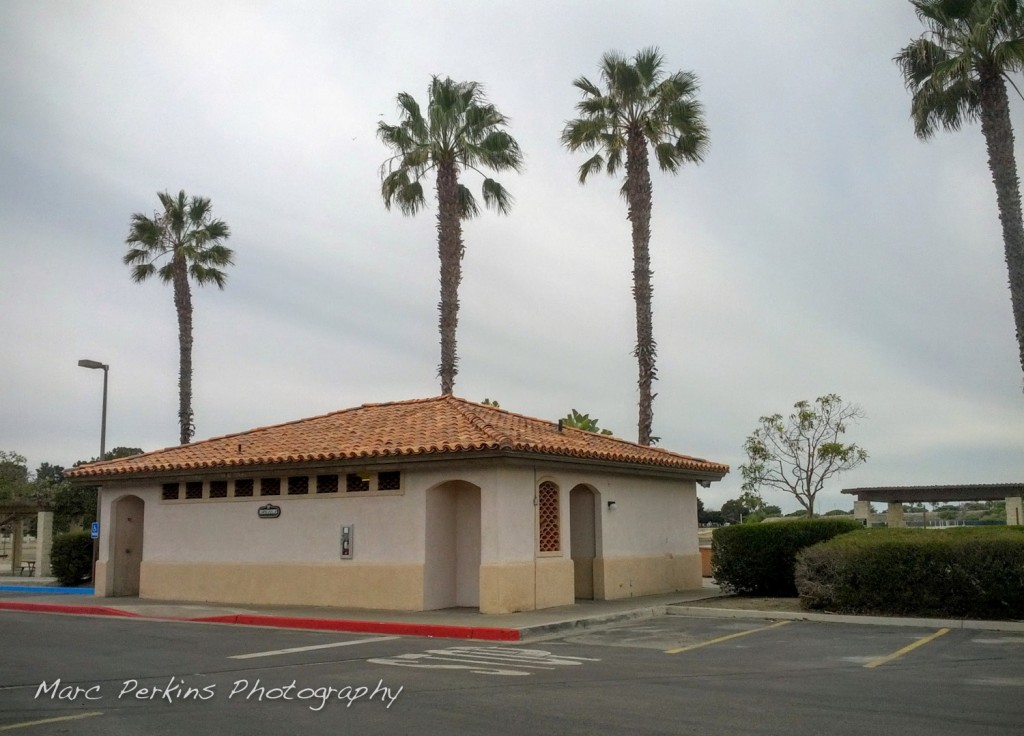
[68,447,729,485]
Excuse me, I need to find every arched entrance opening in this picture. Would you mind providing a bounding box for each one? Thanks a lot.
[424,480,481,609]
[111,495,144,596]
[570,485,598,599]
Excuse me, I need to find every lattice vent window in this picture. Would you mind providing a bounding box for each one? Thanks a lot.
[209,480,228,498]
[260,477,281,496]
[288,476,309,495]
[317,474,339,494]
[537,481,561,553]
[162,483,180,500]
[185,481,203,500]
[234,479,254,497]
[377,471,401,491]
[346,473,370,492]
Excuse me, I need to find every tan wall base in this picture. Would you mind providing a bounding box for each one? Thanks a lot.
[479,558,575,614]
[596,554,701,600]
[139,561,425,610]
[93,561,110,597]
[535,557,574,610]
[480,562,534,614]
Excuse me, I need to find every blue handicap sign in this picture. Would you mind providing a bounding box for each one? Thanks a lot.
[90,521,99,539]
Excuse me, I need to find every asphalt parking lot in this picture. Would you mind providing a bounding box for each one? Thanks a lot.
[1,611,1021,735]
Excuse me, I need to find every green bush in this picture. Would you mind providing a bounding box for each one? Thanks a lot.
[712,518,862,596]
[50,532,93,587]
[795,527,1024,619]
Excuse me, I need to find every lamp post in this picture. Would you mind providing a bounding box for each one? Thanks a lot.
[77,359,108,458]
[78,359,108,585]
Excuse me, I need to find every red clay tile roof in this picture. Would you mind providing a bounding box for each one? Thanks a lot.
[66,396,728,480]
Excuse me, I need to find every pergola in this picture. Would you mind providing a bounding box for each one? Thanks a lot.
[0,500,53,576]
[841,484,1024,527]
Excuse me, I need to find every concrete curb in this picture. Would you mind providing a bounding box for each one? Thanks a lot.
[517,605,666,642]
[667,605,1024,632]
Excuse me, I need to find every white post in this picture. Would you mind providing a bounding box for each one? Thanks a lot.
[886,501,906,528]
[36,511,53,577]
[1007,496,1023,527]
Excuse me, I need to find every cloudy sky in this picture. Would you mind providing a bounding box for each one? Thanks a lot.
[2,1,1022,514]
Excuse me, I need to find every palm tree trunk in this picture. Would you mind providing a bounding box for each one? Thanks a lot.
[626,131,656,445]
[436,160,463,395]
[172,253,194,444]
[978,72,1024,387]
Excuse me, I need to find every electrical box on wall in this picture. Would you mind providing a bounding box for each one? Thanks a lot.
[340,525,353,559]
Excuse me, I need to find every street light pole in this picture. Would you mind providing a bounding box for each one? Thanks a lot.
[78,359,108,458]
[78,359,109,586]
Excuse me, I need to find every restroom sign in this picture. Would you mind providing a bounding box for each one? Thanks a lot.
[257,504,281,519]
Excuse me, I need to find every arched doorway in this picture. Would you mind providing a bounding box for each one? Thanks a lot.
[424,481,481,609]
[111,495,144,596]
[570,485,597,599]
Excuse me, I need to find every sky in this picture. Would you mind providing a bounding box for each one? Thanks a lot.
[1,0,1022,515]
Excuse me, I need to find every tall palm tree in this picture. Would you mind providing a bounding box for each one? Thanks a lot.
[124,190,233,445]
[896,0,1024,387]
[562,47,709,446]
[378,76,523,395]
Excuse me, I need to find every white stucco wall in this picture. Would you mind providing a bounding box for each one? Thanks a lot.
[94,458,702,609]
[100,482,425,564]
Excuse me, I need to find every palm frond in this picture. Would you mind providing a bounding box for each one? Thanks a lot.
[480,178,514,215]
[189,263,229,289]
[572,75,603,98]
[129,263,156,283]
[456,184,480,219]
[568,153,599,183]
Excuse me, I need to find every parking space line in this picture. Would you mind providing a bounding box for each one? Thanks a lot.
[863,628,950,669]
[229,635,398,659]
[0,712,102,732]
[664,620,792,654]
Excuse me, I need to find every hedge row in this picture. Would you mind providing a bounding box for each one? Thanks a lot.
[795,527,1024,620]
[50,531,93,587]
[711,518,862,596]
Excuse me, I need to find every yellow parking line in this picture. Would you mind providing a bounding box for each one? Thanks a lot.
[0,712,102,732]
[864,628,950,669]
[665,620,792,654]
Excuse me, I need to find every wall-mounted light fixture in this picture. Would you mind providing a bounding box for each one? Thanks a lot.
[607,501,617,511]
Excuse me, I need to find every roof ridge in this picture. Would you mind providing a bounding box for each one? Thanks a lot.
[445,396,515,449]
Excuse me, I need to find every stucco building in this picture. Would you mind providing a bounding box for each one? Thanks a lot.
[67,396,728,614]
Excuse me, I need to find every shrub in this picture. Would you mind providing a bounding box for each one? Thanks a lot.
[50,531,93,587]
[711,518,862,596]
[795,527,1024,619]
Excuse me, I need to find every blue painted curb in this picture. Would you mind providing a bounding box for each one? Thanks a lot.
[0,586,95,595]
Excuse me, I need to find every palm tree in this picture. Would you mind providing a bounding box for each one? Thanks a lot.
[124,191,233,445]
[896,0,1024,387]
[378,76,523,395]
[562,47,709,445]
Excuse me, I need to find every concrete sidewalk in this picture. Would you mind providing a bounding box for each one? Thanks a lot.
[4,578,1021,638]
[0,580,723,642]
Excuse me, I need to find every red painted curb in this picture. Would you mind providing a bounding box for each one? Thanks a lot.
[0,601,141,618]
[0,601,521,641]
[190,614,521,641]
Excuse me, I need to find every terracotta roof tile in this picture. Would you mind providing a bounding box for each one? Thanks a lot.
[66,396,729,480]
